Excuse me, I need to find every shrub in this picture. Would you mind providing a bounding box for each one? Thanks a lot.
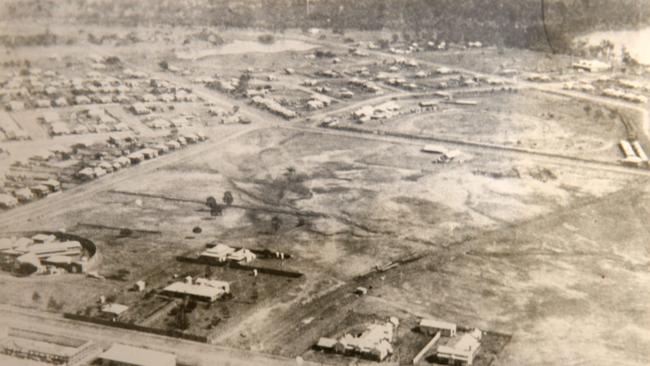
[257,34,275,44]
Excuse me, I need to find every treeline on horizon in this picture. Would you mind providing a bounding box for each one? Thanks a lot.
[2,0,649,51]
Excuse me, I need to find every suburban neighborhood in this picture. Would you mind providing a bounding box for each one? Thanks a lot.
[0,1,649,366]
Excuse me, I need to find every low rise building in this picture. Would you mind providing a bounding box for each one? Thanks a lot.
[14,188,34,202]
[572,59,612,72]
[200,244,256,263]
[0,327,100,366]
[419,318,457,337]
[6,101,25,111]
[101,303,129,320]
[162,278,230,302]
[0,194,18,209]
[130,103,150,115]
[436,329,482,366]
[316,318,399,361]
[97,343,176,366]
[250,96,297,119]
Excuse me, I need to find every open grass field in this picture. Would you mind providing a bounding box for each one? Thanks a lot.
[333,89,631,161]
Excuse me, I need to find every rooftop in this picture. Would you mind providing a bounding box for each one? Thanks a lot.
[163,281,227,300]
[99,344,176,366]
[419,318,457,330]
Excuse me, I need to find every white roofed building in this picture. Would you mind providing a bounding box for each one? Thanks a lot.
[436,329,482,366]
[98,343,176,366]
[163,278,230,302]
[419,318,457,337]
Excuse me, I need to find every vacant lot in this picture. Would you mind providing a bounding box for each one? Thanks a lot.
[335,89,629,161]
[367,185,650,366]
[415,47,576,75]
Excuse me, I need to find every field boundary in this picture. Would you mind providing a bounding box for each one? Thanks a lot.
[176,256,304,278]
[63,313,210,343]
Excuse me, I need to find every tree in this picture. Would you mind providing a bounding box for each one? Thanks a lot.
[105,56,121,65]
[284,166,296,181]
[257,34,275,44]
[174,297,190,330]
[32,291,41,302]
[205,265,213,278]
[206,196,222,216]
[159,60,169,71]
[622,46,639,66]
[271,216,282,233]
[223,191,234,206]
[211,205,223,216]
[47,297,64,311]
[235,72,251,94]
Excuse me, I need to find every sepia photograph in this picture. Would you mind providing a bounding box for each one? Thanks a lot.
[0,1,649,365]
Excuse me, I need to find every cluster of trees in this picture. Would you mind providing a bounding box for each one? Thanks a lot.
[206,191,234,216]
[0,30,70,48]
[3,0,650,51]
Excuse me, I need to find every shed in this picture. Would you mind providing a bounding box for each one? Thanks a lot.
[42,111,60,124]
[419,318,457,337]
[7,101,25,111]
[31,185,50,197]
[134,280,146,292]
[77,167,95,180]
[51,122,70,135]
[14,188,34,202]
[0,194,18,209]
[101,303,129,318]
[43,179,61,192]
[316,337,337,350]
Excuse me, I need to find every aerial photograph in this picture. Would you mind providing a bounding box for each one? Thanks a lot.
[0,1,649,365]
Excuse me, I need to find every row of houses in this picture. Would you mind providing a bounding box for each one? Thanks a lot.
[602,88,648,104]
[76,133,207,181]
[348,78,382,93]
[145,115,196,130]
[0,178,61,209]
[306,94,333,110]
[2,64,197,112]
[250,96,297,119]
[1,138,134,209]
[563,81,596,93]
[352,101,401,122]
[40,108,130,137]
[130,100,191,116]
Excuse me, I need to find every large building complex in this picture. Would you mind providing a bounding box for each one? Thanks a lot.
[0,327,100,366]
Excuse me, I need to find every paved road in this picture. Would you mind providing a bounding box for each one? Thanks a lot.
[0,304,320,366]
